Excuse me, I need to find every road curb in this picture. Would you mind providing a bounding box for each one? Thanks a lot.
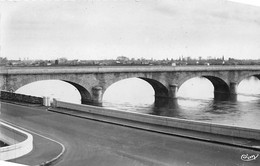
[35,141,65,166]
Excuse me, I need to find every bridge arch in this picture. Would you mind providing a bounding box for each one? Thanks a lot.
[236,72,260,85]
[139,77,168,98]
[203,76,230,94]
[62,80,91,104]
[236,74,260,95]
[178,75,230,95]
[14,79,91,104]
[102,77,168,103]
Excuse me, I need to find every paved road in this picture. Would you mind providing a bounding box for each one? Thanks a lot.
[1,102,260,166]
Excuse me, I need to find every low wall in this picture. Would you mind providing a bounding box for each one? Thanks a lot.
[0,122,33,160]
[0,91,43,105]
[0,160,28,166]
[53,100,260,140]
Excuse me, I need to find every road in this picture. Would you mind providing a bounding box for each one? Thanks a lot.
[1,102,259,166]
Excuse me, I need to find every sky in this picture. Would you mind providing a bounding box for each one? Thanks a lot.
[0,0,260,60]
[230,0,260,7]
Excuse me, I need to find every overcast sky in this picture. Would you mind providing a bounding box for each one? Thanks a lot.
[1,0,260,60]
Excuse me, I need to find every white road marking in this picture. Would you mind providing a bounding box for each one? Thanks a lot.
[0,119,66,165]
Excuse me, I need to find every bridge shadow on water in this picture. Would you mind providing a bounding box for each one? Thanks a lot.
[214,92,237,102]
[147,93,238,117]
[93,93,240,119]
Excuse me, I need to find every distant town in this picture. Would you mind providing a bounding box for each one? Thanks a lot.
[1,56,260,67]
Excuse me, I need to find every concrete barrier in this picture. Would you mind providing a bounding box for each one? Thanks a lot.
[43,96,51,106]
[53,99,260,140]
[0,122,33,160]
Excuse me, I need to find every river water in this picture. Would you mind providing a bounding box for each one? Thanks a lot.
[16,76,260,129]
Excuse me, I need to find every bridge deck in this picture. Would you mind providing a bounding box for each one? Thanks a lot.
[1,65,260,75]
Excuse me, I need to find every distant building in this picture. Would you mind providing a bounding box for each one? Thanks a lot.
[116,56,129,61]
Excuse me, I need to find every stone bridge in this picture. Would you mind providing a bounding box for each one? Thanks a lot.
[1,65,260,104]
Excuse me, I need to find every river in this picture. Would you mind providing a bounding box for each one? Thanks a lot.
[16,76,260,129]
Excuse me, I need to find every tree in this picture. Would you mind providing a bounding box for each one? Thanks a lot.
[0,57,8,65]
[58,57,68,64]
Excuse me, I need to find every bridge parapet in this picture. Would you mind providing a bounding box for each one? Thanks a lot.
[1,65,260,75]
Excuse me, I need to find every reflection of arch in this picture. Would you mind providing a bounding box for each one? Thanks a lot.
[63,80,92,104]
[139,77,168,98]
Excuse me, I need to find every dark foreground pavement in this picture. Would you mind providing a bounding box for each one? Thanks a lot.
[1,101,260,166]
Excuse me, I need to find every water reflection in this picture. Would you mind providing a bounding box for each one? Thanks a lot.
[102,76,260,129]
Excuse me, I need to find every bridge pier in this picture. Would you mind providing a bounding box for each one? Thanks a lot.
[229,82,238,95]
[228,82,238,101]
[169,84,178,99]
[214,82,238,101]
[92,86,103,104]
[214,92,231,101]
